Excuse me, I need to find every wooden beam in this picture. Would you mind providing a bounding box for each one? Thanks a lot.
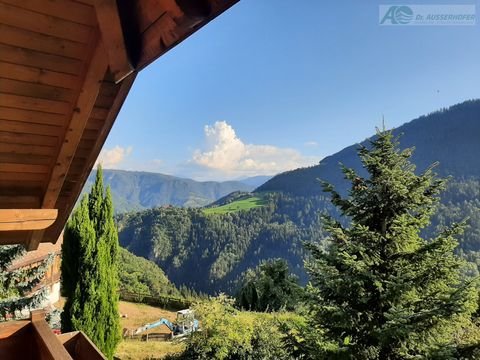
[0,209,57,231]
[94,0,134,83]
[58,331,107,360]
[43,73,136,244]
[123,0,239,71]
[0,231,28,245]
[31,311,73,360]
[26,38,108,250]
[0,320,30,339]
[41,39,108,208]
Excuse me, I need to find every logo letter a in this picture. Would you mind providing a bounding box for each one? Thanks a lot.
[381,6,398,24]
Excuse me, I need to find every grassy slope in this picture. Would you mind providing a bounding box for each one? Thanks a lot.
[54,298,184,359]
[203,195,268,214]
[116,301,185,360]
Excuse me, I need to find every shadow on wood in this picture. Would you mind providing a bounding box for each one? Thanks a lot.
[0,311,105,360]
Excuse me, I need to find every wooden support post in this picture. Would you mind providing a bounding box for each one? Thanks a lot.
[31,310,73,360]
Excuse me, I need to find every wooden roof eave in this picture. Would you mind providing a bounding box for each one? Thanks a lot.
[0,0,239,250]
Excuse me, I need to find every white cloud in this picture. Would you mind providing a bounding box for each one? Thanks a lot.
[191,121,316,178]
[95,145,133,168]
[304,141,318,147]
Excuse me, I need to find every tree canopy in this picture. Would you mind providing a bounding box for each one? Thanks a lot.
[303,130,479,358]
[61,166,121,359]
[236,258,303,312]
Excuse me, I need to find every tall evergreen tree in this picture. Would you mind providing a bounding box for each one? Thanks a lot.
[0,245,53,320]
[61,165,120,359]
[303,130,478,359]
[237,259,302,312]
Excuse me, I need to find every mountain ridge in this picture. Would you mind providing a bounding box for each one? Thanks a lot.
[257,99,480,195]
[83,169,254,213]
[117,100,480,294]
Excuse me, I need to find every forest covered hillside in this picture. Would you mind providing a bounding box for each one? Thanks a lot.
[117,101,480,294]
[257,99,480,196]
[83,170,254,213]
[118,247,180,297]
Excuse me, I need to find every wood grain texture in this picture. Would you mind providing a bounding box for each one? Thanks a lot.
[94,0,134,82]
[0,209,57,231]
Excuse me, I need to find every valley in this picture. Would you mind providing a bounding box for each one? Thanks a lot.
[116,100,480,295]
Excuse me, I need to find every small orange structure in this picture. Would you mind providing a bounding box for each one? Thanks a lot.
[0,0,239,358]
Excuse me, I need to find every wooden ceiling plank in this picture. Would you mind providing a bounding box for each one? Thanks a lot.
[0,94,71,114]
[77,139,96,149]
[0,119,62,137]
[0,173,46,182]
[90,107,109,119]
[0,163,49,174]
[98,81,118,97]
[0,153,52,166]
[73,0,94,6]
[0,197,40,210]
[43,73,136,244]
[0,2,92,44]
[0,143,55,157]
[0,62,78,90]
[85,119,104,131]
[1,0,96,27]
[0,131,58,147]
[71,147,92,159]
[0,43,84,76]
[132,0,239,71]
[40,39,108,207]
[0,180,44,190]
[0,209,57,231]
[130,1,183,34]
[94,0,134,83]
[94,94,116,109]
[80,129,100,140]
[0,24,87,60]
[0,78,75,103]
[31,39,109,250]
[0,107,66,126]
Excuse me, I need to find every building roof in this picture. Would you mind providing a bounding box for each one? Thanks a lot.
[9,235,63,271]
[0,0,238,250]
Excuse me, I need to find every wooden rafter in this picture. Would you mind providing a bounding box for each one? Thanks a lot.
[94,0,134,83]
[42,73,137,244]
[26,38,109,250]
[0,0,239,249]
[0,209,57,231]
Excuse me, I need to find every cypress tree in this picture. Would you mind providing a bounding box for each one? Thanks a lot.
[61,165,120,359]
[304,130,478,359]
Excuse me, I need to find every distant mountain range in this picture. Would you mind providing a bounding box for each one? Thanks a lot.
[118,100,480,294]
[258,100,480,196]
[238,175,273,187]
[84,170,263,213]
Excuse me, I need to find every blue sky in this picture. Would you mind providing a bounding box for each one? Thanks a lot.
[98,0,480,180]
